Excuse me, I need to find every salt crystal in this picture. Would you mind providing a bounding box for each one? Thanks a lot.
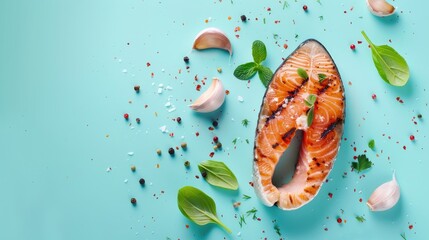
[159,125,168,133]
[165,102,171,107]
[166,86,173,90]
[128,152,134,156]
[167,107,176,112]
[106,167,112,172]
[158,84,164,87]
[122,69,128,73]
[237,232,241,237]
[157,88,163,94]
[237,96,244,102]
[124,179,128,183]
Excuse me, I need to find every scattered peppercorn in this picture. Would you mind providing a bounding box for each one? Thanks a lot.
[337,217,342,224]
[139,178,145,185]
[168,147,175,155]
[131,165,136,172]
[181,142,187,149]
[417,114,422,119]
[131,198,137,204]
[184,160,190,167]
[156,149,162,155]
[240,15,247,22]
[350,44,356,50]
[410,135,415,141]
[183,56,189,63]
[201,171,207,178]
[136,118,141,124]
[213,136,219,142]
[217,67,222,73]
[372,94,377,100]
[176,117,182,123]
[303,5,308,11]
[213,145,218,150]
[212,121,218,127]
[134,85,140,92]
[124,113,129,120]
[216,142,222,149]
[233,202,241,208]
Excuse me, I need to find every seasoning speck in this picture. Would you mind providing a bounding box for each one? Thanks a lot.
[139,178,145,185]
[184,160,190,167]
[124,113,129,120]
[181,142,187,149]
[134,85,140,92]
[212,121,218,127]
[176,117,182,124]
[156,149,162,155]
[168,148,175,155]
[201,171,207,178]
[183,56,189,63]
[131,198,137,205]
[131,165,136,172]
[136,118,141,124]
[350,44,356,50]
[303,5,308,11]
[240,15,247,22]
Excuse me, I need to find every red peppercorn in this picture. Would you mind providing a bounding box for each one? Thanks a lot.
[337,217,342,223]
[134,85,140,92]
[176,117,182,123]
[213,136,219,142]
[303,5,308,11]
[350,44,356,50]
[124,113,129,120]
[372,94,377,100]
[410,135,415,141]
[131,198,137,204]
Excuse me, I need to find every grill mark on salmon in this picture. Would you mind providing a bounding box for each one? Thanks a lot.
[321,118,343,139]
[252,39,345,210]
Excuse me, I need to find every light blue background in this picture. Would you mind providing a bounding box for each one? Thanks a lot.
[1,0,427,239]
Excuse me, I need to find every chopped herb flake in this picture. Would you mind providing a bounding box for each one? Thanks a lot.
[356,215,366,222]
[242,194,251,200]
[297,68,308,80]
[242,119,250,127]
[274,223,281,236]
[368,139,375,150]
[318,73,327,82]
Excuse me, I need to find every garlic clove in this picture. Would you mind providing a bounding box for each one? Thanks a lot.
[366,0,396,17]
[189,77,225,113]
[367,172,400,212]
[193,28,232,55]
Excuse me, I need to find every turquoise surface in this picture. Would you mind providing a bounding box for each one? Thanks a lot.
[1,0,427,239]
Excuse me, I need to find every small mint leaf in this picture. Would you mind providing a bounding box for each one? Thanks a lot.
[234,62,258,80]
[252,40,267,64]
[318,73,327,83]
[307,107,314,127]
[257,65,273,87]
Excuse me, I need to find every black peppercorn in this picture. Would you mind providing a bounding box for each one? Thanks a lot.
[212,120,218,127]
[240,15,247,22]
[177,117,182,123]
[136,118,141,124]
[134,85,140,92]
[418,114,422,119]
[183,56,189,63]
[202,171,207,178]
[139,178,145,185]
[131,198,137,204]
[168,147,175,155]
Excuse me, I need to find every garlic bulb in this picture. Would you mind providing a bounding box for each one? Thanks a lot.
[193,28,232,55]
[189,77,225,113]
[366,0,396,17]
[367,173,400,211]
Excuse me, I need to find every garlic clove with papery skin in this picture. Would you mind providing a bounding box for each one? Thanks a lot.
[366,0,396,17]
[193,28,232,55]
[367,173,400,212]
[189,77,225,113]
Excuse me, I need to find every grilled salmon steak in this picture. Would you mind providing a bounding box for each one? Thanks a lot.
[253,39,345,210]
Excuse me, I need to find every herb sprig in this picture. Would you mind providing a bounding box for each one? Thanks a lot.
[234,40,273,87]
[351,154,373,173]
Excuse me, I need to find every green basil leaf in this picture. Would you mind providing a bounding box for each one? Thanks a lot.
[198,160,238,190]
[177,186,231,233]
[297,68,308,80]
[361,31,410,87]
[304,94,317,107]
[307,107,314,127]
[257,65,273,87]
[233,62,258,80]
[368,139,375,150]
[318,73,327,83]
[252,40,267,64]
